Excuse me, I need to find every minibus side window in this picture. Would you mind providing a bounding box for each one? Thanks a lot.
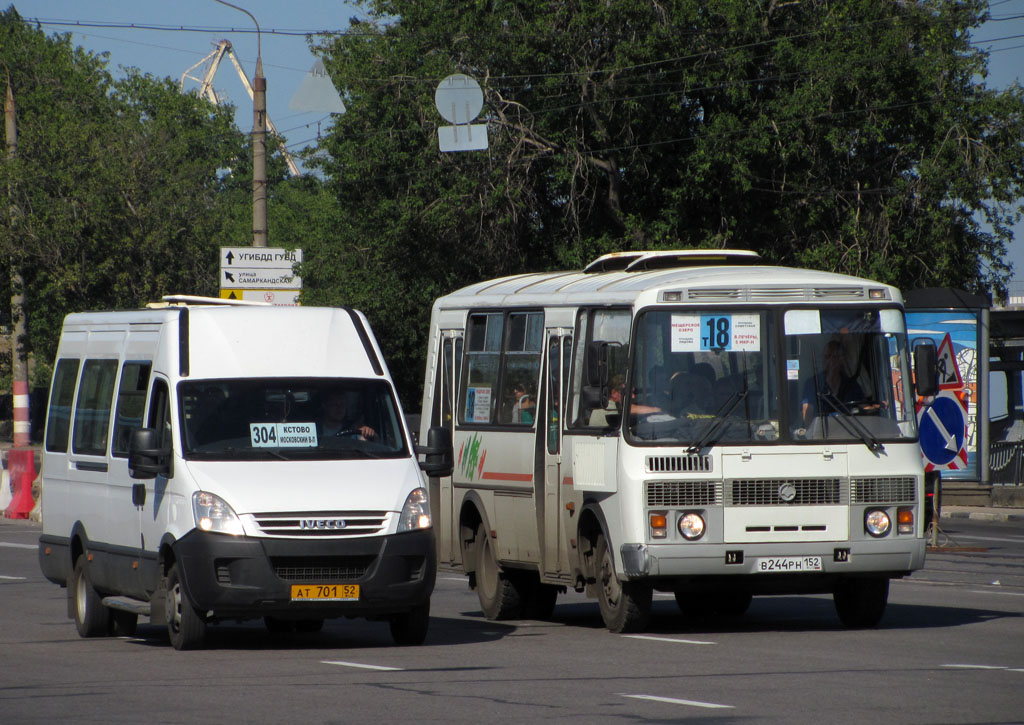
[568,308,631,429]
[71,359,118,456]
[45,358,80,453]
[497,311,543,425]
[460,313,503,424]
[112,362,152,457]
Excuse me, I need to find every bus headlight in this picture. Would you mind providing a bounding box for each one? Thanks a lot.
[398,487,432,531]
[864,509,891,537]
[678,512,706,541]
[193,491,244,536]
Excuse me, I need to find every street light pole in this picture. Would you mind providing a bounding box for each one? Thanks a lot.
[213,0,266,248]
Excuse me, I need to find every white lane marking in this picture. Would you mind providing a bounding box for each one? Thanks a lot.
[942,664,1010,670]
[623,634,716,645]
[620,694,733,709]
[321,660,403,671]
[0,542,37,550]
[0,575,27,580]
[439,576,468,582]
[968,589,1024,597]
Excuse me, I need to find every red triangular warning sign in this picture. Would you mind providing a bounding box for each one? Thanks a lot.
[936,333,963,390]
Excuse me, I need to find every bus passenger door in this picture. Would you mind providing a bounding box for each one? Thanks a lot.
[542,331,572,575]
[431,331,462,565]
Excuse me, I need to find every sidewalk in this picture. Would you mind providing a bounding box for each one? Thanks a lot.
[941,505,1024,523]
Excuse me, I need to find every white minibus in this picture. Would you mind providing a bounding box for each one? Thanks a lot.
[39,296,453,649]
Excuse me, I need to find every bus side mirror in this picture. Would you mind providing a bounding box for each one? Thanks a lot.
[586,341,609,387]
[417,426,453,478]
[913,344,939,397]
[129,428,172,479]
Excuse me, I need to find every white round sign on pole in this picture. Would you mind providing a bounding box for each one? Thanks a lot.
[435,74,483,124]
[434,74,488,152]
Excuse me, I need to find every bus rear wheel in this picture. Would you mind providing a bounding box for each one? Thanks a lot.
[474,523,522,620]
[71,555,110,638]
[834,576,889,627]
[595,534,651,633]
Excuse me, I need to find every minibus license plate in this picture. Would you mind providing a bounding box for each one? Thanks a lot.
[291,584,360,601]
[754,556,823,573]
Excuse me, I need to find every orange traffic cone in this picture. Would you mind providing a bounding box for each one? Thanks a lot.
[4,469,34,519]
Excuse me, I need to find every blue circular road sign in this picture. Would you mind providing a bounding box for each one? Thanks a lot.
[918,395,966,466]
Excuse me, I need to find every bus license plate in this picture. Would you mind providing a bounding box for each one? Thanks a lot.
[754,556,823,573]
[290,584,360,601]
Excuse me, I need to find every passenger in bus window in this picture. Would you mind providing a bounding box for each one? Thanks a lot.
[801,340,864,423]
[511,382,536,424]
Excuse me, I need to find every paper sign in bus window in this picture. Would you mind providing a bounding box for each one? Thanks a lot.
[465,387,492,423]
[671,313,761,352]
[250,422,318,448]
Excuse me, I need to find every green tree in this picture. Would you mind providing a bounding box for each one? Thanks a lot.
[0,7,249,367]
[302,0,1024,402]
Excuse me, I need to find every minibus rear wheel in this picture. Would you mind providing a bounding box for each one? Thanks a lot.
[71,555,110,637]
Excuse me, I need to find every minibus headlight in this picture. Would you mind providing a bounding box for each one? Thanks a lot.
[678,512,706,541]
[864,509,891,537]
[398,487,431,532]
[193,491,244,536]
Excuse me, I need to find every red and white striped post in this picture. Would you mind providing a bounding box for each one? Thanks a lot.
[12,378,28,447]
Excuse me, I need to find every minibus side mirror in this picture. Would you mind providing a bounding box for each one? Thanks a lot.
[129,427,172,479]
[416,426,454,478]
[913,343,939,397]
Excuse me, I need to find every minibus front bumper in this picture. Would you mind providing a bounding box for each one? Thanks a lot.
[172,528,436,620]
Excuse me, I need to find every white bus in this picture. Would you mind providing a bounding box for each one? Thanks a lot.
[419,250,938,632]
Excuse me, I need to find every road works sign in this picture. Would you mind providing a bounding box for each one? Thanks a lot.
[220,247,302,291]
[220,289,300,306]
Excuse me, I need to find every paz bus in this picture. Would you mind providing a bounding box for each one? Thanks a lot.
[418,250,937,632]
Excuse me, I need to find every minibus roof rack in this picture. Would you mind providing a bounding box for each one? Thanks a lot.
[147,294,271,308]
[582,249,761,274]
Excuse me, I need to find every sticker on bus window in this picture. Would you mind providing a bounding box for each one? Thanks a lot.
[671,314,761,352]
[465,387,492,423]
[787,359,800,380]
[250,422,318,448]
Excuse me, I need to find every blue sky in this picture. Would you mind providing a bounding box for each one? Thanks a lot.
[9,1,1024,283]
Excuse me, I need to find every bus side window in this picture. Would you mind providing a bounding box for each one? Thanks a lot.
[71,359,119,456]
[147,379,172,451]
[112,362,152,457]
[45,358,80,453]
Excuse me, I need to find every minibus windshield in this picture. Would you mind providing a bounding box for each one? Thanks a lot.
[179,378,409,460]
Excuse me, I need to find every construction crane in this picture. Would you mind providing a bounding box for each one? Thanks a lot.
[181,40,301,176]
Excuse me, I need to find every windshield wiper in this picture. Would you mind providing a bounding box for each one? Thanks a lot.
[821,392,885,453]
[687,390,748,453]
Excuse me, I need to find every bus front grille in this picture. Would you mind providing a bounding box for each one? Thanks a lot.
[728,478,843,506]
[250,511,389,537]
[646,480,722,506]
[271,556,376,581]
[851,477,916,503]
[646,455,712,473]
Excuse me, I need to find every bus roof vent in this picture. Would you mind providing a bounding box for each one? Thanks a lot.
[813,287,866,300]
[748,287,807,300]
[686,288,744,301]
[583,249,760,274]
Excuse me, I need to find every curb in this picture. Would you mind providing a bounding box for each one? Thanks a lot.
[941,511,1024,523]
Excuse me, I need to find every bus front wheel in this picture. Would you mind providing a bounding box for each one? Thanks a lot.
[594,534,651,633]
[834,576,889,627]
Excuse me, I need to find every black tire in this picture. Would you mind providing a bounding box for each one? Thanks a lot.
[474,523,522,620]
[834,577,889,628]
[71,555,110,638]
[595,534,651,633]
[110,610,139,637]
[389,600,430,646]
[166,563,207,650]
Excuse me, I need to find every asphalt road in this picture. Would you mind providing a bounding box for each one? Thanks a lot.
[1,516,1021,724]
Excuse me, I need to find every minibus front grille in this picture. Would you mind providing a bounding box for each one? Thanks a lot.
[646,480,722,506]
[727,478,843,505]
[250,511,389,537]
[851,477,916,503]
[646,455,712,473]
[271,556,375,582]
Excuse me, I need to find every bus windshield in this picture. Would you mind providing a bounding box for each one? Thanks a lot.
[626,307,916,447]
[179,378,409,461]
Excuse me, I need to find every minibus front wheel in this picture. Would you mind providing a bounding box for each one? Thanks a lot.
[165,563,207,650]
